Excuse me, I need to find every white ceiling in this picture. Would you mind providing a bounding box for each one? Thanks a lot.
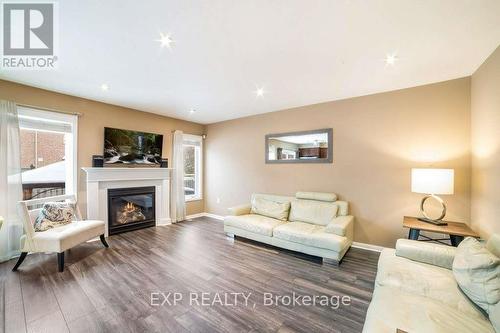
[2,0,499,124]
[272,133,328,145]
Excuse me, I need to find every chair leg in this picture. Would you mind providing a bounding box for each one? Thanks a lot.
[12,252,28,271]
[57,252,65,272]
[100,234,109,248]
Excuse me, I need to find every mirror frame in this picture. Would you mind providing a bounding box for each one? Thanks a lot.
[265,128,333,164]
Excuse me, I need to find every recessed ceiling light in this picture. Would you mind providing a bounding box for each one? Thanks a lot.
[385,53,398,66]
[255,86,265,97]
[156,33,174,49]
[101,83,109,91]
[189,108,196,114]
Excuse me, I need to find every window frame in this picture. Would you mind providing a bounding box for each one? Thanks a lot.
[281,149,297,160]
[182,134,203,202]
[18,107,78,198]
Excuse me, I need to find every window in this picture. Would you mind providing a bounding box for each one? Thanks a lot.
[18,107,78,200]
[281,149,297,160]
[183,134,202,201]
[268,145,276,160]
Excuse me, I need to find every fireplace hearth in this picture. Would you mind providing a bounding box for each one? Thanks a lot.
[107,186,155,235]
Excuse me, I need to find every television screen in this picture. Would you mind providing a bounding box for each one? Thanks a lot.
[104,127,163,166]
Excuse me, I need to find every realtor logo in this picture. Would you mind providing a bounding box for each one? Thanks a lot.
[1,1,58,69]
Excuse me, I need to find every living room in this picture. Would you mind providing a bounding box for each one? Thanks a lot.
[0,1,499,333]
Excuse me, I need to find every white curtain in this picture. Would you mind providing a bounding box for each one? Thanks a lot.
[171,130,186,222]
[0,100,23,263]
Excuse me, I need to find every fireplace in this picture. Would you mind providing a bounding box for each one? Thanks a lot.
[107,186,155,235]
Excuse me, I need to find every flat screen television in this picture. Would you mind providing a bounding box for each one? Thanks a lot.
[104,127,163,166]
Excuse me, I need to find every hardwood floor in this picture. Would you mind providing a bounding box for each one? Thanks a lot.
[0,217,380,333]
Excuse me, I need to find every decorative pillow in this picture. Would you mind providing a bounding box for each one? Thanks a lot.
[452,237,500,317]
[250,197,290,221]
[34,202,75,232]
[289,200,338,226]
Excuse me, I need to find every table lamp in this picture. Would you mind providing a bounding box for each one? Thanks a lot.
[411,168,454,225]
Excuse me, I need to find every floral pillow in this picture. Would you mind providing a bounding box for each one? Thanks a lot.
[34,202,75,232]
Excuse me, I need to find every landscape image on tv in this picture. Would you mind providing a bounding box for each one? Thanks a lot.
[104,127,163,166]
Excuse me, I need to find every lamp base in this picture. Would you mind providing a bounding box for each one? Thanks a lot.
[419,194,448,226]
[417,217,448,226]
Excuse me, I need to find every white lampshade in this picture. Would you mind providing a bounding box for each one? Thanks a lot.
[411,168,454,195]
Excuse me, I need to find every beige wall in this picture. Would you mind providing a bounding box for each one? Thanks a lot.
[205,78,471,247]
[0,80,205,216]
[471,45,500,238]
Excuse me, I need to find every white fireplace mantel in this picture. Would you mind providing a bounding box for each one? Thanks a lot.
[82,167,172,236]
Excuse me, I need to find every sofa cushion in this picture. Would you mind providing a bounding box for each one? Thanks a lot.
[363,286,495,333]
[453,237,500,315]
[251,193,293,204]
[250,197,290,221]
[395,239,457,269]
[295,191,337,202]
[272,222,348,252]
[289,200,338,226]
[31,220,105,253]
[324,215,353,237]
[377,248,484,318]
[224,214,286,237]
[334,201,349,216]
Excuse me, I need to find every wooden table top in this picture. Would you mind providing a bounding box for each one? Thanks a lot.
[403,216,479,237]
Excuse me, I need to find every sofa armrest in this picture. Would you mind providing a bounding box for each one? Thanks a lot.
[227,204,252,216]
[395,239,457,269]
[325,215,354,239]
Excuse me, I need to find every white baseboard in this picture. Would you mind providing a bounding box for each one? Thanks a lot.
[187,212,385,253]
[157,217,172,225]
[185,213,207,220]
[203,213,224,221]
[352,242,385,253]
[186,212,224,221]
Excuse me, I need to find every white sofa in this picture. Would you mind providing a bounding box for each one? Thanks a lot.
[224,192,353,264]
[363,235,500,333]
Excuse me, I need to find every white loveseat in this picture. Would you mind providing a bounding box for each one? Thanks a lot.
[363,235,500,333]
[224,192,353,264]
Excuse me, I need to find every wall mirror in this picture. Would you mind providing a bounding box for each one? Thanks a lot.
[265,128,333,164]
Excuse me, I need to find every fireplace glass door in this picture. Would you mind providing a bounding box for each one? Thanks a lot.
[108,186,155,235]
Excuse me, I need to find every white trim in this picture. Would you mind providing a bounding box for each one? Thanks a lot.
[68,115,78,197]
[18,117,72,133]
[185,213,206,220]
[157,220,172,226]
[82,167,172,182]
[202,213,224,221]
[185,195,203,202]
[186,212,386,253]
[351,242,385,253]
[81,167,172,236]
[185,195,202,201]
[186,212,225,221]
[183,133,203,142]
[18,106,78,198]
